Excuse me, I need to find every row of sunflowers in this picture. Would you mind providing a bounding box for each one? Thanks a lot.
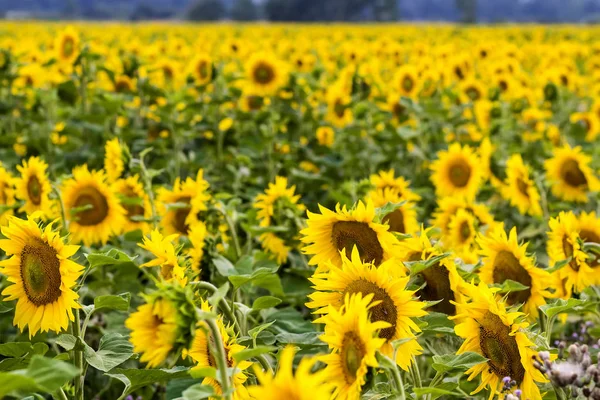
[0,22,600,400]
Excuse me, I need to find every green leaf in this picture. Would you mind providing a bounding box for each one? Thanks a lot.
[491,279,529,293]
[540,298,599,319]
[406,253,450,275]
[252,296,282,311]
[432,352,487,373]
[106,367,191,397]
[547,258,571,273]
[83,333,134,372]
[413,383,461,399]
[94,292,131,312]
[213,255,236,277]
[248,321,276,339]
[275,332,323,346]
[86,248,137,269]
[0,301,13,313]
[182,384,216,400]
[419,312,455,335]
[189,367,217,380]
[208,283,229,309]
[375,201,406,222]
[232,346,276,363]
[0,343,38,358]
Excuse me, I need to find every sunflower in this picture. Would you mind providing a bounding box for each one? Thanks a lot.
[501,154,542,217]
[301,200,400,268]
[393,65,421,98]
[113,75,135,93]
[307,247,427,370]
[316,294,388,400]
[190,53,213,86]
[576,211,600,286]
[112,175,151,234]
[459,77,487,103]
[138,229,186,284]
[570,111,600,142]
[326,86,354,128]
[478,226,552,318]
[254,176,303,227]
[547,211,596,296]
[62,165,126,246]
[446,208,479,264]
[55,26,80,64]
[188,222,208,273]
[383,91,410,126]
[316,126,335,148]
[431,196,497,240]
[259,232,291,264]
[185,301,251,400]
[0,216,82,337]
[544,145,600,203]
[245,52,288,96]
[366,188,418,235]
[430,143,483,201]
[125,295,179,368]
[0,164,16,226]
[104,138,125,182]
[452,282,547,400]
[239,91,266,113]
[14,156,53,219]
[156,170,210,236]
[368,169,421,203]
[247,346,332,400]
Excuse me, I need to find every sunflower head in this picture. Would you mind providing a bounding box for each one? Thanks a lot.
[430,143,483,201]
[245,53,288,97]
[544,145,600,203]
[55,26,80,64]
[501,154,542,217]
[14,156,54,218]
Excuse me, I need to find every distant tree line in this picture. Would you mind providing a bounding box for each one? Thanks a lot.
[3,0,600,23]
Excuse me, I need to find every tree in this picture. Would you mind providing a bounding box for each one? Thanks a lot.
[373,0,399,21]
[456,0,477,23]
[187,0,226,21]
[230,0,257,21]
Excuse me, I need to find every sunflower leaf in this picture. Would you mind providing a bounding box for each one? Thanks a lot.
[252,296,282,311]
[491,279,529,293]
[182,383,215,400]
[413,383,461,399]
[431,352,488,373]
[406,253,451,275]
[232,346,276,363]
[94,292,131,312]
[540,298,599,319]
[83,333,134,373]
[106,366,191,397]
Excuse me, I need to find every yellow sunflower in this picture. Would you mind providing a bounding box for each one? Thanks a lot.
[431,196,497,240]
[112,175,151,234]
[156,170,210,236]
[368,169,421,203]
[570,111,600,142]
[188,221,208,273]
[138,229,186,284]
[0,164,16,226]
[430,143,483,201]
[14,156,54,219]
[62,165,126,246]
[576,211,600,286]
[104,138,125,182]
[478,226,552,318]
[446,208,479,263]
[501,154,542,217]
[366,188,418,235]
[316,294,388,400]
[113,75,135,93]
[452,282,547,400]
[544,145,600,203]
[55,26,80,64]
[547,211,596,296]
[307,247,427,370]
[300,200,400,268]
[245,52,288,96]
[0,216,82,337]
[254,176,303,227]
[259,232,291,264]
[190,53,213,86]
[247,346,332,400]
[185,301,251,400]
[326,84,353,128]
[125,295,179,368]
[393,64,421,98]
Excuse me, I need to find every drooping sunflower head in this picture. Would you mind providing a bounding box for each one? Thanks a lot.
[317,293,388,400]
[0,215,83,337]
[113,75,135,93]
[430,143,483,201]
[104,138,125,182]
[55,26,80,64]
[112,174,151,234]
[188,221,208,273]
[544,145,600,203]
[570,111,600,142]
[326,83,353,128]
[300,200,400,269]
[446,208,478,255]
[478,226,552,317]
[14,156,53,218]
[254,176,303,228]
[157,169,211,236]
[245,53,288,97]
[259,232,291,265]
[368,169,421,203]
[501,154,542,217]
[365,188,418,235]
[307,247,427,370]
[452,282,547,400]
[190,53,213,86]
[62,165,126,246]
[138,229,186,284]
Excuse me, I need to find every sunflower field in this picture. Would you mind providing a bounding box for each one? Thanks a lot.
[1,22,600,400]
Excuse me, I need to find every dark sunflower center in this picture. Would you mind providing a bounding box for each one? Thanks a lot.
[383,209,405,234]
[253,62,275,85]
[334,100,345,118]
[393,103,407,120]
[121,188,145,221]
[454,66,465,80]
[341,331,366,384]
[560,159,587,188]
[577,118,591,132]
[247,95,263,110]
[562,237,579,272]
[449,159,472,187]
[459,221,471,242]
[402,76,414,92]
[173,196,191,235]
[62,37,74,57]
[331,221,384,265]
[498,79,508,92]
[20,240,62,306]
[466,87,481,101]
[492,250,532,305]
[163,66,174,80]
[114,79,131,93]
[580,229,600,244]
[197,61,209,79]
[73,186,109,226]
[516,177,529,198]
[345,279,397,340]
[27,176,42,205]
[478,312,525,384]
[417,263,456,315]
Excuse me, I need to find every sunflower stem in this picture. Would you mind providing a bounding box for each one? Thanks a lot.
[72,309,84,400]
[190,281,242,335]
[389,364,406,400]
[255,354,273,375]
[219,205,242,261]
[52,184,69,235]
[409,356,422,392]
[54,387,69,400]
[205,318,232,400]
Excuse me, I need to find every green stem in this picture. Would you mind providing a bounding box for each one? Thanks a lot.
[219,207,242,261]
[190,281,242,334]
[206,318,232,400]
[389,364,406,400]
[409,356,422,393]
[72,309,84,400]
[139,150,158,229]
[52,184,69,235]
[255,354,273,375]
[54,388,69,400]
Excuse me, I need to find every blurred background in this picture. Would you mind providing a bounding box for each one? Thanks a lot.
[1,0,599,23]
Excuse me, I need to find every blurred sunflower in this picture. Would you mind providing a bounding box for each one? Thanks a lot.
[501,154,542,217]
[55,26,80,64]
[138,229,186,284]
[112,175,151,234]
[430,143,482,201]
[366,188,418,235]
[0,164,16,226]
[104,138,125,182]
[326,85,353,128]
[190,53,213,86]
[14,156,53,219]
[254,176,303,227]
[368,169,421,203]
[0,216,82,337]
[188,222,208,273]
[62,165,126,246]
[245,53,288,96]
[544,145,600,202]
